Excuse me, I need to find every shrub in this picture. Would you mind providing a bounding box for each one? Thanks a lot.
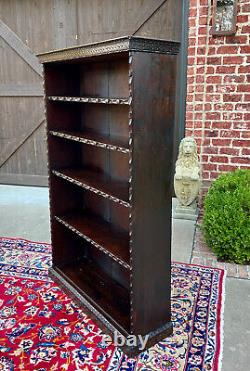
[202,169,250,264]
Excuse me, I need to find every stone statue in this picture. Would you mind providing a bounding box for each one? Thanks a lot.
[173,137,201,220]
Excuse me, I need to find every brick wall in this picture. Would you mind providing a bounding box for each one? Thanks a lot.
[186,0,250,184]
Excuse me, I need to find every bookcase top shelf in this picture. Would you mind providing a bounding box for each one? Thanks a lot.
[38,36,180,64]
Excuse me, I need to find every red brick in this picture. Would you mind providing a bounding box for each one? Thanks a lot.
[244,113,250,121]
[218,164,237,172]
[206,85,214,93]
[206,94,221,102]
[237,15,249,23]
[198,27,207,35]
[231,157,250,164]
[214,103,234,111]
[207,56,222,65]
[241,131,250,139]
[220,147,239,156]
[224,75,245,84]
[206,75,222,84]
[211,121,232,129]
[217,46,238,54]
[188,47,196,56]
[238,66,249,74]
[223,56,244,64]
[233,140,250,147]
[217,85,236,93]
[198,36,207,45]
[220,130,240,138]
[203,163,218,171]
[216,66,236,74]
[199,16,207,25]
[244,94,250,102]
[203,146,219,154]
[198,46,206,55]
[210,156,229,163]
[189,8,197,17]
[196,85,205,92]
[242,148,250,156]
[241,4,250,13]
[241,25,250,34]
[197,57,206,65]
[235,103,249,110]
[223,112,243,120]
[196,75,205,83]
[237,84,250,93]
[212,139,231,146]
[225,35,248,44]
[206,112,220,120]
[223,94,243,102]
[240,45,250,54]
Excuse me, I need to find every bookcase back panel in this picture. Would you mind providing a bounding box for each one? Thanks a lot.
[48,136,82,169]
[82,145,129,182]
[81,104,129,142]
[84,192,129,232]
[45,64,80,96]
[80,57,129,98]
[47,101,81,131]
[50,175,84,216]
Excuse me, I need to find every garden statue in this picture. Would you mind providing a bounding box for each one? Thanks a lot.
[173,137,201,220]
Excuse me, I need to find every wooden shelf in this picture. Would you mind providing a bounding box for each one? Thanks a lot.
[55,211,130,269]
[49,130,129,154]
[48,96,130,105]
[54,257,130,331]
[52,168,129,207]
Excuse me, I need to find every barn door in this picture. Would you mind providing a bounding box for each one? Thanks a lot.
[0,0,187,187]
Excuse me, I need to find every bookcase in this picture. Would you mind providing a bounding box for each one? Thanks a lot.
[38,36,179,355]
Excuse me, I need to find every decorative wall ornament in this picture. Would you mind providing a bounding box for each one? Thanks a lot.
[173,137,201,220]
[211,0,238,36]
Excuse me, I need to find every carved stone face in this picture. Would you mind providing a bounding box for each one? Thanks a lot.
[182,140,196,155]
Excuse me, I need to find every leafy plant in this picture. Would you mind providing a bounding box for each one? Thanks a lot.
[202,169,250,264]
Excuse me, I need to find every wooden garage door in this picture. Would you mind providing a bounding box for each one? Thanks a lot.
[0,0,187,186]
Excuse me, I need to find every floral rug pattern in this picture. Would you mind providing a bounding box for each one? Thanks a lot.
[0,237,225,370]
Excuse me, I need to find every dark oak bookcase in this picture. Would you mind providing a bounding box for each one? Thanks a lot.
[38,36,179,355]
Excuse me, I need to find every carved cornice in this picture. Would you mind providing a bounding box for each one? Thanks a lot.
[38,36,180,63]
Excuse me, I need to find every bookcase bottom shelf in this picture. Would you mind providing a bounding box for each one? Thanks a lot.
[50,265,173,357]
[50,258,130,332]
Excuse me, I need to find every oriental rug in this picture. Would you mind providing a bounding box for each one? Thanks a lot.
[0,237,225,371]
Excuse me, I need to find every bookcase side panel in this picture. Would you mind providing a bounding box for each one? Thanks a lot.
[130,51,177,335]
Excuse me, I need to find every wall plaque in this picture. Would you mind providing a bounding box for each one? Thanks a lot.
[212,0,238,35]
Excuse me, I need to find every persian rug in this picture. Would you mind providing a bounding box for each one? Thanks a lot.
[0,237,225,371]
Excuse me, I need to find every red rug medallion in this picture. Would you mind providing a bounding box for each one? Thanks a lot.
[0,237,225,370]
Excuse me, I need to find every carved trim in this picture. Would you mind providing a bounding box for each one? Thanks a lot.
[54,216,130,270]
[52,170,130,208]
[49,131,129,154]
[48,96,129,105]
[38,37,180,63]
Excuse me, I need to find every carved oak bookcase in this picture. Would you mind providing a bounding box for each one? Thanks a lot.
[38,36,179,355]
